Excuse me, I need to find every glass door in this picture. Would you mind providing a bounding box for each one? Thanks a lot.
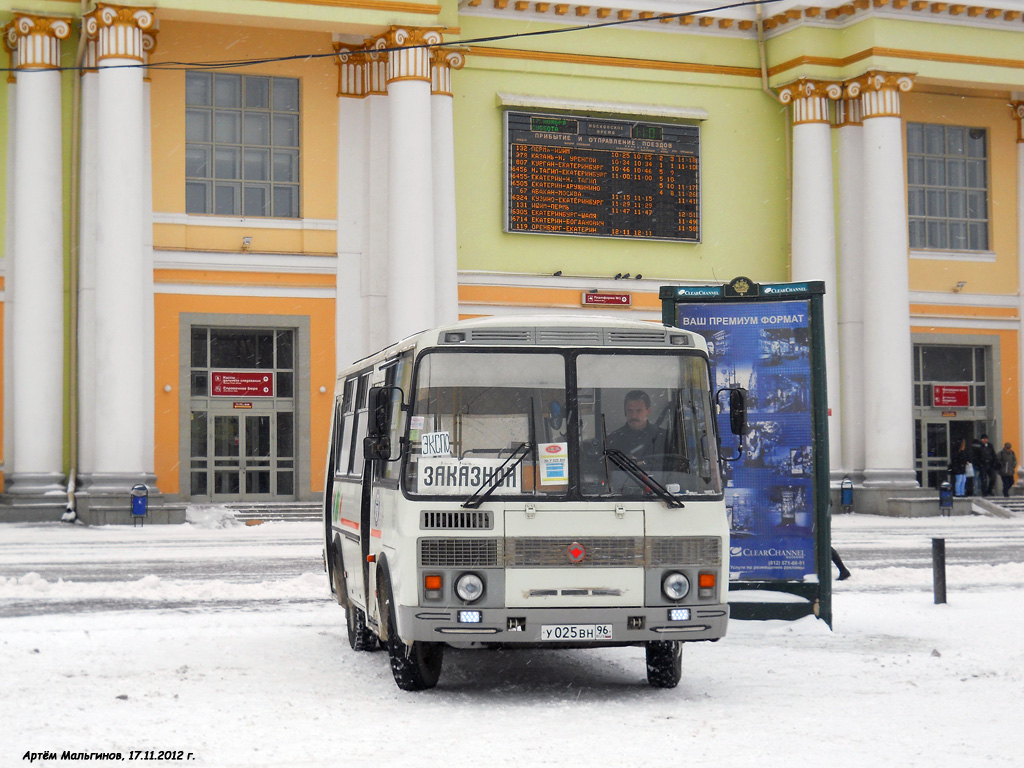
[188,325,297,501]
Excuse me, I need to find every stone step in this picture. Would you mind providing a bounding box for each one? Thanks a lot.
[225,502,322,523]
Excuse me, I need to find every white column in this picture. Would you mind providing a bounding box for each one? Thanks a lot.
[3,73,14,488]
[779,79,843,480]
[378,28,439,343]
[86,5,154,491]
[430,49,464,326]
[835,95,866,483]
[141,32,157,478]
[335,46,367,371]
[4,16,72,500]
[364,52,390,354]
[1014,100,1024,478]
[855,72,918,488]
[78,41,99,479]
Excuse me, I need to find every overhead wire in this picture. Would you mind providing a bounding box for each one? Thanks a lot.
[1,0,789,73]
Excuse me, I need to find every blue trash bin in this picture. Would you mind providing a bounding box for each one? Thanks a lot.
[131,484,149,524]
[840,477,853,513]
[939,482,953,516]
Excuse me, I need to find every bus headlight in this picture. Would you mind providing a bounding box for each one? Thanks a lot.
[455,573,484,603]
[662,572,690,601]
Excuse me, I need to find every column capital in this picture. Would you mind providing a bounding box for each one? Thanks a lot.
[372,26,446,84]
[430,48,465,96]
[777,78,843,125]
[834,88,863,128]
[334,44,368,98]
[3,14,72,70]
[1012,101,1024,143]
[846,71,914,119]
[85,3,155,63]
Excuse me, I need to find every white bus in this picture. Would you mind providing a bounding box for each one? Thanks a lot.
[323,316,745,690]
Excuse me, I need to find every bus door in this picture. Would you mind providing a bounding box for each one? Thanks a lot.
[334,372,371,609]
[357,353,413,631]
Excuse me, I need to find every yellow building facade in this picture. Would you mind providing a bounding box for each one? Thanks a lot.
[1,0,1023,520]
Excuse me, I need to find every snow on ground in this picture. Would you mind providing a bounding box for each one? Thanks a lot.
[1,511,1022,768]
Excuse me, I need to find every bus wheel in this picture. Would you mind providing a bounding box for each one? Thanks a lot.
[645,640,682,688]
[380,571,443,691]
[346,604,377,652]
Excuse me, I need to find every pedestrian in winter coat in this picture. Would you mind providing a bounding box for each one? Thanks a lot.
[977,435,998,496]
[998,442,1017,498]
[949,439,969,497]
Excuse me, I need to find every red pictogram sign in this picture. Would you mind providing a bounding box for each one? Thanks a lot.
[211,371,274,398]
[582,292,632,306]
[933,385,969,408]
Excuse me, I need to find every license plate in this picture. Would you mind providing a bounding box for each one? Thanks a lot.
[539,624,613,641]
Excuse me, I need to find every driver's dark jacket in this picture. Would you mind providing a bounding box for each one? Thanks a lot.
[606,422,666,466]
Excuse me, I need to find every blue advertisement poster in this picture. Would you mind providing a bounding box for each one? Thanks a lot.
[676,300,816,582]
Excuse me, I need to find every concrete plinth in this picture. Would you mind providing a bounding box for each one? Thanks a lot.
[829,486,972,517]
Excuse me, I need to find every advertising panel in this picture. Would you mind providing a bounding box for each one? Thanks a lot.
[676,299,816,581]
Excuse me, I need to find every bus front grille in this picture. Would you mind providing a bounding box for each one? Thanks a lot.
[419,537,502,567]
[505,537,645,567]
[647,537,722,566]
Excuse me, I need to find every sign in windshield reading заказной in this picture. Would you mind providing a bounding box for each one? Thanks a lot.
[417,458,522,496]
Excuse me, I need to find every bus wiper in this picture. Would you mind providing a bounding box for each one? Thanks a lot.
[603,448,685,509]
[462,442,531,509]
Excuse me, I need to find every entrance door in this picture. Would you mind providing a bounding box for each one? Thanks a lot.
[209,413,289,498]
[189,326,297,501]
[914,419,982,489]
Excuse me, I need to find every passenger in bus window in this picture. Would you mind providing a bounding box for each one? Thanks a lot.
[606,390,667,467]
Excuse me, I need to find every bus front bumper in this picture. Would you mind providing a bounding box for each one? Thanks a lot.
[397,603,729,645]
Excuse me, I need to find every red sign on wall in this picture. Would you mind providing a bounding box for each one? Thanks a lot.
[933,385,969,408]
[211,372,274,398]
[582,292,632,306]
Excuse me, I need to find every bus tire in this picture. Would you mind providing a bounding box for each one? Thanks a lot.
[645,640,682,688]
[338,549,376,651]
[346,603,377,652]
[379,569,443,691]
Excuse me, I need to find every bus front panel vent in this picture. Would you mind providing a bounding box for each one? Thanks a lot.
[537,328,603,346]
[604,329,669,346]
[421,510,494,530]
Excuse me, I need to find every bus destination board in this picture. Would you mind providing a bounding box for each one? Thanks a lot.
[506,111,700,242]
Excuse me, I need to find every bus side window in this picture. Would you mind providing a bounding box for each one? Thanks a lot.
[381,353,412,481]
[337,376,359,476]
[350,373,371,476]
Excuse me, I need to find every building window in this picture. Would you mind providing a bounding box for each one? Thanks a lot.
[906,123,988,251]
[185,72,300,218]
[913,344,986,408]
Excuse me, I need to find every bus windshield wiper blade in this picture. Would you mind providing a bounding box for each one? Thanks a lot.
[604,449,685,509]
[462,442,531,509]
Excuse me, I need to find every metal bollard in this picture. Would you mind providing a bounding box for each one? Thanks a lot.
[932,538,946,605]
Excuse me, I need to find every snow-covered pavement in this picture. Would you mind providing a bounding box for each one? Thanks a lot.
[2,511,1022,768]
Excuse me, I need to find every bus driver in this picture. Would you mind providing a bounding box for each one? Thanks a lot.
[606,390,667,467]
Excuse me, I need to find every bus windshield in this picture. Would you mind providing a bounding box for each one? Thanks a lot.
[577,352,721,498]
[404,349,721,501]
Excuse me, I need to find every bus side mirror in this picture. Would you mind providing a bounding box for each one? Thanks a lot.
[363,435,392,462]
[364,385,404,461]
[728,388,748,436]
[716,387,748,462]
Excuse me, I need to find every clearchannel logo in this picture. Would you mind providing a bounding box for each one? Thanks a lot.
[732,547,803,558]
[762,284,808,295]
[676,286,721,297]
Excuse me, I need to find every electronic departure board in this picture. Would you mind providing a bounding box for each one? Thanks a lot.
[505,111,700,242]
